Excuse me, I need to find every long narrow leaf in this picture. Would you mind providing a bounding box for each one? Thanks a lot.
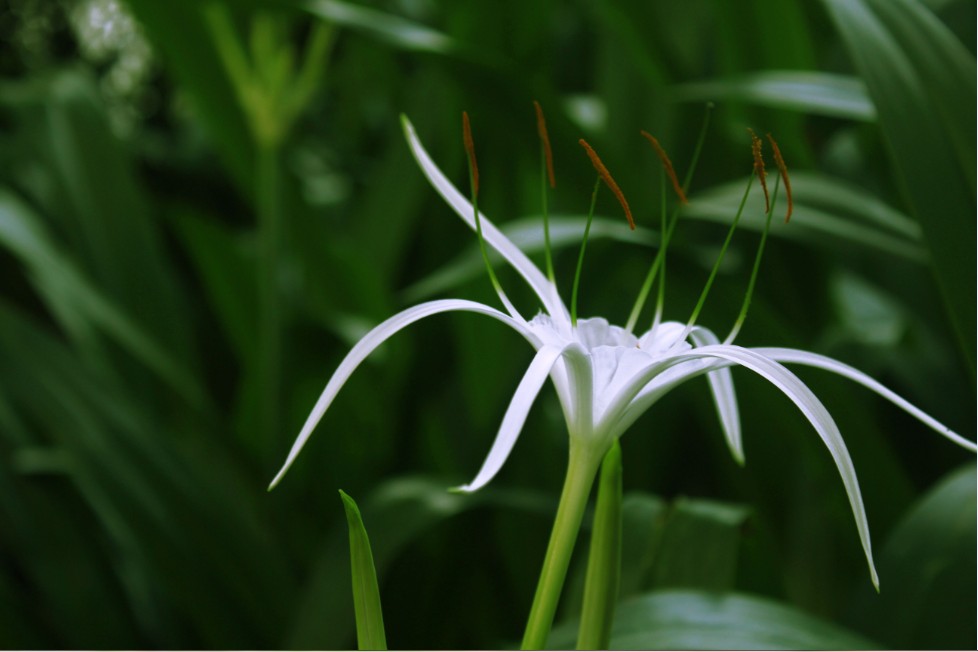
[822,0,976,370]
[339,490,388,651]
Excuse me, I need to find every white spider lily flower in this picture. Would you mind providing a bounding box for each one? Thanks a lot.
[270,115,974,589]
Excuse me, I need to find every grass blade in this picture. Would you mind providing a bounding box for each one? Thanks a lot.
[339,490,388,651]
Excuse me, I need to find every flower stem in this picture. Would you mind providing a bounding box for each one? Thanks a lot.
[576,440,623,650]
[522,440,604,650]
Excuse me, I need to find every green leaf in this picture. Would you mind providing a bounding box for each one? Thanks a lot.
[648,497,751,591]
[822,0,977,370]
[0,190,202,404]
[288,476,552,648]
[676,71,876,121]
[123,0,253,186]
[293,0,497,69]
[577,441,623,650]
[0,70,193,361]
[339,490,388,651]
[845,464,976,649]
[549,590,878,650]
[685,171,927,261]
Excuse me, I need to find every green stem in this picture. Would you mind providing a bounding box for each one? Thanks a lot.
[257,141,283,451]
[576,441,623,650]
[522,440,605,650]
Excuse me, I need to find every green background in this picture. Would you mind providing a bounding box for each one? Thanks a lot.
[0,0,974,648]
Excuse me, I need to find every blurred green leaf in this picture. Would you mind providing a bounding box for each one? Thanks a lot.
[686,172,927,261]
[294,0,504,70]
[0,190,201,404]
[822,0,976,370]
[846,464,976,649]
[549,589,878,650]
[170,207,258,365]
[676,72,876,121]
[0,69,193,361]
[648,497,751,591]
[123,0,253,186]
[339,490,387,651]
[0,300,293,647]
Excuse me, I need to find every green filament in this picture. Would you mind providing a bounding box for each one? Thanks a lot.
[541,147,556,283]
[625,104,713,333]
[725,176,780,344]
[678,172,756,342]
[571,178,602,328]
[650,168,668,333]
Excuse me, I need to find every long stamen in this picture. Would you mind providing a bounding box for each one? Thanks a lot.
[534,100,557,282]
[462,111,521,319]
[625,104,713,333]
[725,174,780,344]
[639,133,683,332]
[640,131,687,204]
[650,163,667,333]
[766,133,793,222]
[571,178,602,328]
[579,139,634,230]
[675,163,757,346]
[748,128,769,214]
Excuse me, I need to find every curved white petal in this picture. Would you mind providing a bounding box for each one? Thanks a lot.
[455,345,565,493]
[691,327,743,464]
[402,115,570,325]
[557,342,594,440]
[755,347,976,453]
[269,299,538,489]
[608,344,878,587]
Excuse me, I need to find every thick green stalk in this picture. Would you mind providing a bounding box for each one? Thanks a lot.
[522,440,604,650]
[576,441,623,650]
[257,141,283,451]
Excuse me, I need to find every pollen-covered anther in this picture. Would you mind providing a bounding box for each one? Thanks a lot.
[748,128,769,214]
[462,111,479,197]
[579,138,635,230]
[640,130,687,204]
[766,133,793,223]
[533,100,556,189]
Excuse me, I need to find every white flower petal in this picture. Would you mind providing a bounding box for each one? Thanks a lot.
[660,345,881,587]
[556,342,595,440]
[691,327,744,464]
[599,344,879,587]
[269,299,537,489]
[756,347,976,453]
[402,115,570,324]
[455,345,565,493]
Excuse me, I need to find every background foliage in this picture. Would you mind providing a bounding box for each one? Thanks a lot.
[0,0,974,648]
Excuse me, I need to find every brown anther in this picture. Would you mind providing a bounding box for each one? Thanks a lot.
[766,133,793,223]
[579,138,635,230]
[748,128,769,214]
[640,130,687,204]
[462,111,479,197]
[533,100,556,189]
